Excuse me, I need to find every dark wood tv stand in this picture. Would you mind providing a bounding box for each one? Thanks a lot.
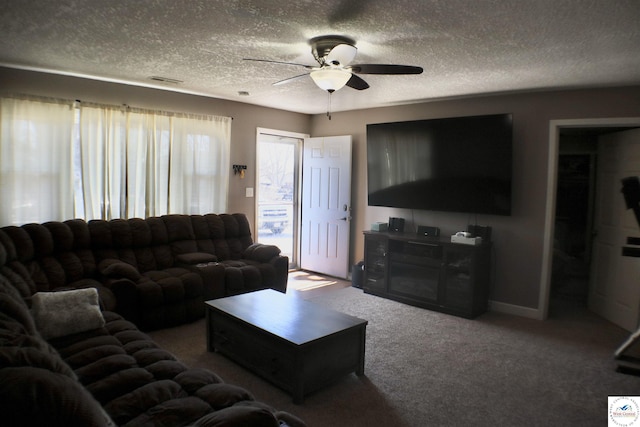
[363,231,491,318]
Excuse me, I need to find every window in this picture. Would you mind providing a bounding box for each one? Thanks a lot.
[0,97,75,224]
[0,96,231,225]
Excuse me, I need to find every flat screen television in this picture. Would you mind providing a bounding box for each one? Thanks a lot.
[366,113,513,216]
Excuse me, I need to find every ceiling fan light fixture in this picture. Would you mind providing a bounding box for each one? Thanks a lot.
[310,69,351,92]
[326,44,357,66]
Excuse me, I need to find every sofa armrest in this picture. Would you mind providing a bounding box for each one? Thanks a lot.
[269,255,289,293]
[184,262,226,300]
[96,261,141,324]
[98,259,141,281]
[242,244,288,292]
[242,243,281,262]
[102,277,140,325]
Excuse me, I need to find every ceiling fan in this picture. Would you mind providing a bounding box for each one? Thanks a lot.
[244,35,423,93]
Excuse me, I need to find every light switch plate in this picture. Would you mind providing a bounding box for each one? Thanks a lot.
[245,187,254,197]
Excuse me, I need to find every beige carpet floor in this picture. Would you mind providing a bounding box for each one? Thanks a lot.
[149,285,639,426]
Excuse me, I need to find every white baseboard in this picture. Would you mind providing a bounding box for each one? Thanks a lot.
[489,300,542,320]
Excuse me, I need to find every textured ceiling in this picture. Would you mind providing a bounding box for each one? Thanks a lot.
[1,0,639,114]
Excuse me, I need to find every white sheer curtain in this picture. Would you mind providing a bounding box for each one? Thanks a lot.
[126,111,171,218]
[169,114,231,214]
[79,106,231,218]
[79,105,127,220]
[0,97,75,225]
[1,96,231,224]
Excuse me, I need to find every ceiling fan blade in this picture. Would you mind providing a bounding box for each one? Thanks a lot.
[350,64,423,75]
[243,58,314,69]
[326,44,358,66]
[346,74,369,90]
[273,73,310,86]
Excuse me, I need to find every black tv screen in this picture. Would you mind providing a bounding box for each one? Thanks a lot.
[367,114,513,215]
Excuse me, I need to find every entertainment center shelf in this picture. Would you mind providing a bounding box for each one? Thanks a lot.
[363,231,492,318]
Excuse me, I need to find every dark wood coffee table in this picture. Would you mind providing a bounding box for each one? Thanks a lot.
[205,289,368,403]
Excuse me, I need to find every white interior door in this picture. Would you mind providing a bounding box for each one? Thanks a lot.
[300,135,352,279]
[589,128,640,331]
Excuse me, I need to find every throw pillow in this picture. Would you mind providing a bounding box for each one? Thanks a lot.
[31,288,105,339]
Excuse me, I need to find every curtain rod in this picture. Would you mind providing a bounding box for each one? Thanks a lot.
[1,92,233,121]
[1,92,74,107]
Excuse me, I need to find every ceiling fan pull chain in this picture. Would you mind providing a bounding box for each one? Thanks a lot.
[327,91,332,120]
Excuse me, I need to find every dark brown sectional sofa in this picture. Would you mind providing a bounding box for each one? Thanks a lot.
[1,213,288,330]
[0,213,304,426]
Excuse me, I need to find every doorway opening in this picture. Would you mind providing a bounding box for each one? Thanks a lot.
[255,128,307,269]
[551,134,597,313]
[542,118,640,322]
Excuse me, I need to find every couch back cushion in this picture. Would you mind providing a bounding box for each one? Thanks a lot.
[162,213,254,262]
[190,214,217,254]
[146,217,174,270]
[0,229,36,299]
[163,215,198,256]
[220,213,254,260]
[1,222,98,292]
[65,219,97,277]
[90,218,170,273]
[129,218,160,271]
[2,225,35,264]
[46,221,98,283]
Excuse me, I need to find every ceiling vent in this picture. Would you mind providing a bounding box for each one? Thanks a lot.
[149,76,183,84]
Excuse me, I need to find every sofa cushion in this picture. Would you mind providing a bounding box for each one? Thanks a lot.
[0,366,115,427]
[176,252,218,265]
[195,383,255,410]
[190,405,280,427]
[32,288,105,339]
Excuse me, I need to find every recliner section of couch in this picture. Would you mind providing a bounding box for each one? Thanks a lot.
[0,213,288,330]
[88,216,207,330]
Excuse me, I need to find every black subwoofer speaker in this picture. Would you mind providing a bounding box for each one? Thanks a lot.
[417,225,440,237]
[388,217,405,232]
